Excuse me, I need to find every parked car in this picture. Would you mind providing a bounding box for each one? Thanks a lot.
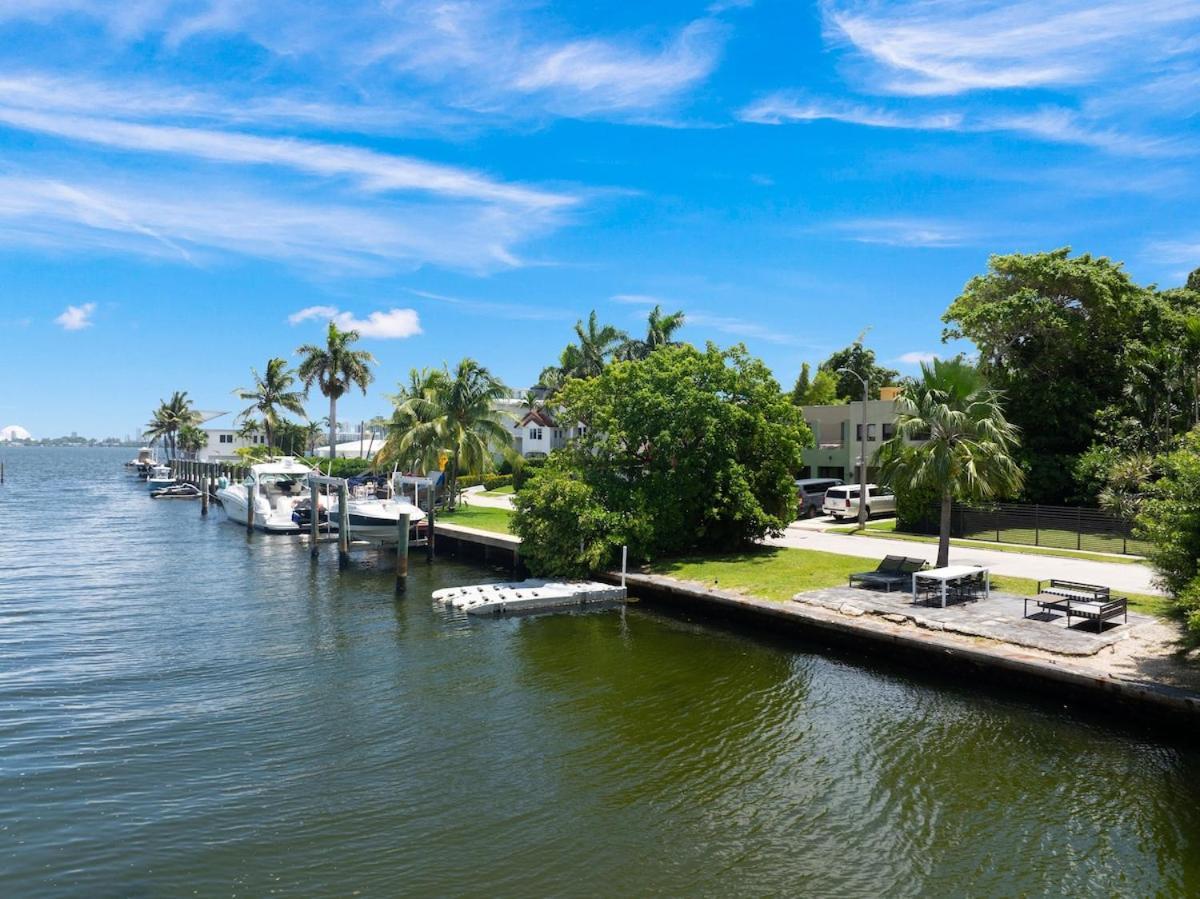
[795,477,843,518]
[822,484,896,521]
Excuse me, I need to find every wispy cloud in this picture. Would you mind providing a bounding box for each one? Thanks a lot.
[288,305,422,339]
[823,0,1200,97]
[406,289,573,322]
[687,312,807,346]
[610,293,666,306]
[54,302,96,330]
[830,217,972,248]
[896,351,936,365]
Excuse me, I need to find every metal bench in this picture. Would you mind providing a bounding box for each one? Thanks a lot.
[1024,579,1127,630]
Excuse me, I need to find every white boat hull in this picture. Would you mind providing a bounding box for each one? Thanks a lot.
[216,484,301,533]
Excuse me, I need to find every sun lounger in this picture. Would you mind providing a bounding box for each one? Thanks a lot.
[849,556,926,592]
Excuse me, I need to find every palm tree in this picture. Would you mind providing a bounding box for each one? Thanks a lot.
[236,357,307,452]
[144,390,199,460]
[876,358,1024,568]
[177,424,206,459]
[390,359,512,507]
[620,305,686,360]
[296,322,375,460]
[376,368,448,473]
[302,421,325,456]
[564,311,626,379]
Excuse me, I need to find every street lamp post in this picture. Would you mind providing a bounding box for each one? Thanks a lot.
[837,367,870,530]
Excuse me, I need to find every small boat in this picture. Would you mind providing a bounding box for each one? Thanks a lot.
[124,446,155,470]
[343,494,426,543]
[151,482,201,500]
[216,457,314,533]
[146,464,175,490]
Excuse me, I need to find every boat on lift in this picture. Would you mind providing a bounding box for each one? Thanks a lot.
[124,446,156,476]
[291,475,426,543]
[146,463,176,490]
[216,457,313,533]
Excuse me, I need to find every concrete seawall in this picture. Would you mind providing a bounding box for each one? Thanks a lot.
[600,571,1200,728]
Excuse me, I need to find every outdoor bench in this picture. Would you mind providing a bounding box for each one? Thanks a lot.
[1024,579,1127,630]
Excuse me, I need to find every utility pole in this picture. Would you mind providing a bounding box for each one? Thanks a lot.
[838,367,870,530]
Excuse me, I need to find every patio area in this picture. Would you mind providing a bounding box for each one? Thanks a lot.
[793,586,1150,656]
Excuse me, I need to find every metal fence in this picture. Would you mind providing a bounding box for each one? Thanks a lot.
[940,502,1149,556]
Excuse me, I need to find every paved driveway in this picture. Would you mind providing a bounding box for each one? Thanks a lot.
[767,520,1163,596]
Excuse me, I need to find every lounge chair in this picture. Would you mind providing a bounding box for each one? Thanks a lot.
[849,556,924,592]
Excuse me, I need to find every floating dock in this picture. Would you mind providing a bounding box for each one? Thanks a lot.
[432,580,626,616]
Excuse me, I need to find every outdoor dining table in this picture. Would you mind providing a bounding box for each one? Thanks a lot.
[912,564,990,608]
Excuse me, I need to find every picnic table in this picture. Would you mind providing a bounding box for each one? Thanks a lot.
[912,565,990,608]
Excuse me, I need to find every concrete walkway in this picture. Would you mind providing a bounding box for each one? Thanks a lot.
[461,486,515,510]
[767,520,1163,596]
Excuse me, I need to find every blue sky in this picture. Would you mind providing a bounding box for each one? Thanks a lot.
[1,0,1198,438]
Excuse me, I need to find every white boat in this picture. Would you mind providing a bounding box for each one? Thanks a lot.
[146,464,175,490]
[124,446,156,475]
[216,457,313,533]
[342,494,426,543]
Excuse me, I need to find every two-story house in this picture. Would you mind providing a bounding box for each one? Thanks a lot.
[799,387,923,484]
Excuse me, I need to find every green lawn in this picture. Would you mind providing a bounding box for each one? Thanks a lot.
[480,485,514,496]
[648,545,1170,617]
[827,518,1143,565]
[437,506,515,534]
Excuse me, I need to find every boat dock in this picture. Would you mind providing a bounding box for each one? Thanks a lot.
[433,580,626,616]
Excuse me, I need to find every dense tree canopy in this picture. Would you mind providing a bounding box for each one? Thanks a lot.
[942,247,1190,503]
[513,344,811,576]
[818,341,898,402]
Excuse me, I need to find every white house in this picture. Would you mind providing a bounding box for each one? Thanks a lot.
[195,411,269,462]
[511,408,587,459]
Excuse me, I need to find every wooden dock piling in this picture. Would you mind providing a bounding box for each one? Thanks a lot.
[201,475,209,515]
[246,474,255,536]
[395,512,410,593]
[309,477,320,558]
[337,481,350,568]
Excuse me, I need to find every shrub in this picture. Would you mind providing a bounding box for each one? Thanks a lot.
[1136,429,1200,637]
[456,474,484,489]
[894,481,940,534]
[483,474,513,491]
[511,463,621,576]
[302,456,373,479]
[513,457,545,491]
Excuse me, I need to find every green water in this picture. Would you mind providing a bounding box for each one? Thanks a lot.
[1,448,1198,896]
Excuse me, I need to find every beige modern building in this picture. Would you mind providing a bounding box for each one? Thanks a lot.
[800,387,920,483]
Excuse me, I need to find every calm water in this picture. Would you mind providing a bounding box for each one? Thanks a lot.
[1,447,1198,896]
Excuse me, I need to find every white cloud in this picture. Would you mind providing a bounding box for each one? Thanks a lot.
[0,174,557,274]
[287,305,422,339]
[823,0,1200,97]
[739,94,963,130]
[687,312,806,346]
[830,217,971,248]
[406,289,573,322]
[0,107,573,210]
[897,351,937,365]
[54,302,96,330]
[288,305,339,325]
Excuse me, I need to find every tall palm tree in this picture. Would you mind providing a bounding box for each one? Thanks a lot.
[296,322,375,460]
[376,368,448,472]
[177,424,206,459]
[236,357,307,452]
[144,390,199,460]
[565,311,627,379]
[876,358,1024,567]
[620,305,686,360]
[391,359,512,507]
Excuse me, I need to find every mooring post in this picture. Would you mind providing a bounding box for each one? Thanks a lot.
[426,500,435,563]
[309,476,320,558]
[1,460,5,484]
[621,545,628,588]
[201,475,209,516]
[246,474,255,536]
[395,512,411,593]
[337,480,350,568]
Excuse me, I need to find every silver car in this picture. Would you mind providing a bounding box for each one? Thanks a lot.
[795,477,843,518]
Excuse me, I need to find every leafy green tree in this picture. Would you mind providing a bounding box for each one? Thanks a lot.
[803,368,840,405]
[876,358,1024,567]
[513,344,811,575]
[818,341,897,402]
[943,248,1152,502]
[390,359,512,507]
[790,363,811,405]
[620,305,686,360]
[144,390,200,460]
[296,322,375,460]
[1137,430,1200,636]
[236,357,307,451]
[376,367,450,473]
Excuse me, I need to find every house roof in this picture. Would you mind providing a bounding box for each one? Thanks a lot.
[517,408,556,428]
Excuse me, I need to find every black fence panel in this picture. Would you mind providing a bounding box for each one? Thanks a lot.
[947,503,1149,556]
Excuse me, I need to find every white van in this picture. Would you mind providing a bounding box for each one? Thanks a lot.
[822,484,896,521]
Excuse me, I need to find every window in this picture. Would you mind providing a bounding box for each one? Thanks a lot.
[817,466,845,480]
[797,465,811,479]
[866,424,877,442]
[528,427,542,441]
[219,434,231,444]
[874,487,894,498]
[882,423,895,440]
[856,423,862,441]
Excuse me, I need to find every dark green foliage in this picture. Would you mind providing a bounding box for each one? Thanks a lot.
[513,344,811,576]
[818,341,898,402]
[302,456,372,478]
[1136,430,1200,636]
[513,457,545,490]
[790,363,810,405]
[894,481,941,533]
